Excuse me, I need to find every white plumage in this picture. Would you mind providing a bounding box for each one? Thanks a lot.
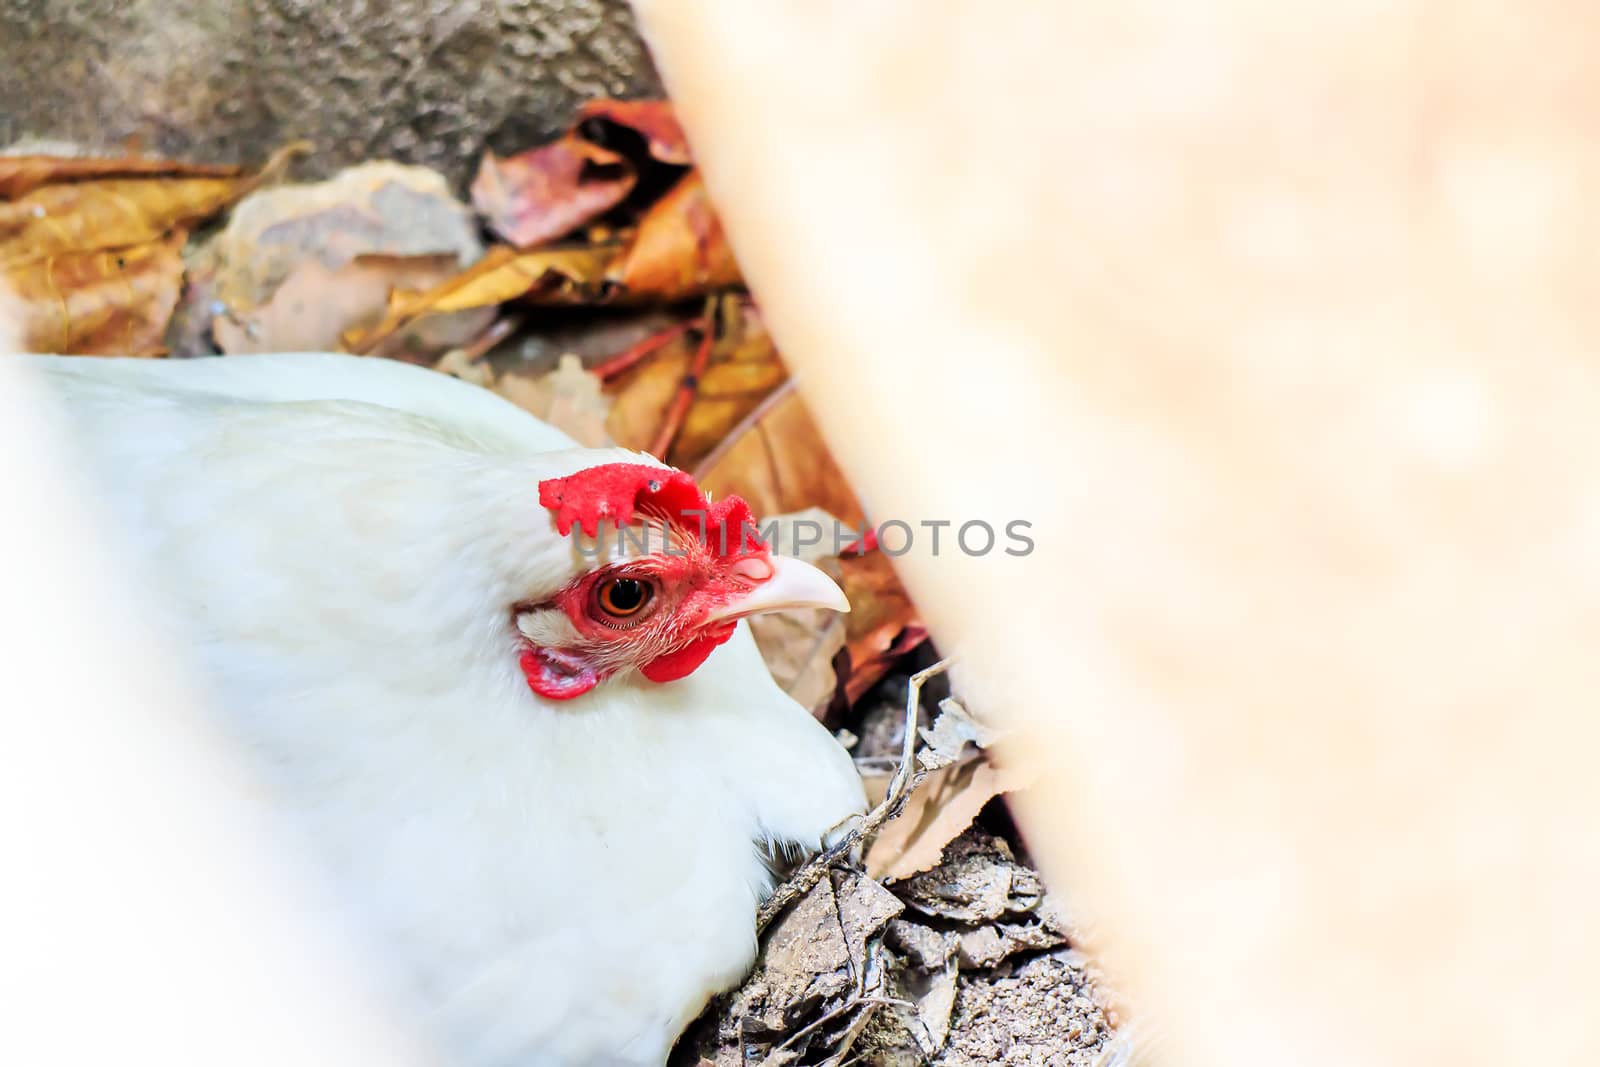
[28,353,865,1067]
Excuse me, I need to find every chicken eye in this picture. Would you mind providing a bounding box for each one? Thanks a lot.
[595,576,654,621]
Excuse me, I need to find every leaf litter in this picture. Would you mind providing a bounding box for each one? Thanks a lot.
[6,101,1119,1066]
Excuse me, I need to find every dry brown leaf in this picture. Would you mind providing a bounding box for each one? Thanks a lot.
[496,354,612,447]
[344,162,736,353]
[694,383,866,529]
[346,243,616,354]
[7,232,185,355]
[600,302,786,467]
[667,306,787,469]
[472,137,634,249]
[0,155,243,200]
[865,760,1025,883]
[0,176,240,268]
[391,244,611,313]
[604,338,694,452]
[0,143,301,270]
[471,98,691,251]
[606,170,742,302]
[823,550,927,704]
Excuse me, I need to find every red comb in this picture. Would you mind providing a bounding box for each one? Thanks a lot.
[537,463,765,559]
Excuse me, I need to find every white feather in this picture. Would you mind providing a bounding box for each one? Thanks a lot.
[26,353,866,1067]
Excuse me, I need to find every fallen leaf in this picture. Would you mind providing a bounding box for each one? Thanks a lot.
[0,143,300,269]
[668,304,787,469]
[695,383,866,530]
[911,963,960,1056]
[472,137,634,249]
[7,231,185,355]
[473,98,692,250]
[346,243,616,354]
[345,166,737,351]
[607,170,743,301]
[823,551,927,704]
[496,353,612,447]
[688,871,901,1065]
[735,875,853,1037]
[603,331,696,453]
[834,869,906,967]
[576,98,692,166]
[600,299,786,467]
[884,919,959,972]
[0,176,240,268]
[917,697,1002,772]
[866,760,1022,883]
[0,155,242,200]
[888,830,1044,919]
[210,161,481,298]
[955,921,1065,969]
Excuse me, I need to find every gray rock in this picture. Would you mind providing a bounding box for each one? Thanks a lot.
[0,0,660,187]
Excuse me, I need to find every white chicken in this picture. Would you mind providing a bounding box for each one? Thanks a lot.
[26,352,866,1067]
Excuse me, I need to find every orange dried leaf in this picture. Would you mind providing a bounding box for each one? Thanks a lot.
[607,170,743,302]
[605,339,695,453]
[694,383,865,529]
[0,155,243,201]
[0,142,303,270]
[668,307,788,469]
[472,136,635,249]
[824,550,928,704]
[345,243,615,354]
[0,175,242,267]
[7,232,185,356]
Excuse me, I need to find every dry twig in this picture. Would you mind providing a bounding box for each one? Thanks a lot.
[649,293,720,458]
[756,656,955,933]
[592,317,696,381]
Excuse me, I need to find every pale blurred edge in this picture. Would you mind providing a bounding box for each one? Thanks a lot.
[0,294,430,1064]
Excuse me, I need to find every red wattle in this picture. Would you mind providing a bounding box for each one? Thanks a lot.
[640,624,736,683]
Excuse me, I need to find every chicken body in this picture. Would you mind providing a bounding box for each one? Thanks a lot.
[30,354,866,1067]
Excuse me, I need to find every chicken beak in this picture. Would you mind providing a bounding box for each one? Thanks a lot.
[709,555,851,622]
